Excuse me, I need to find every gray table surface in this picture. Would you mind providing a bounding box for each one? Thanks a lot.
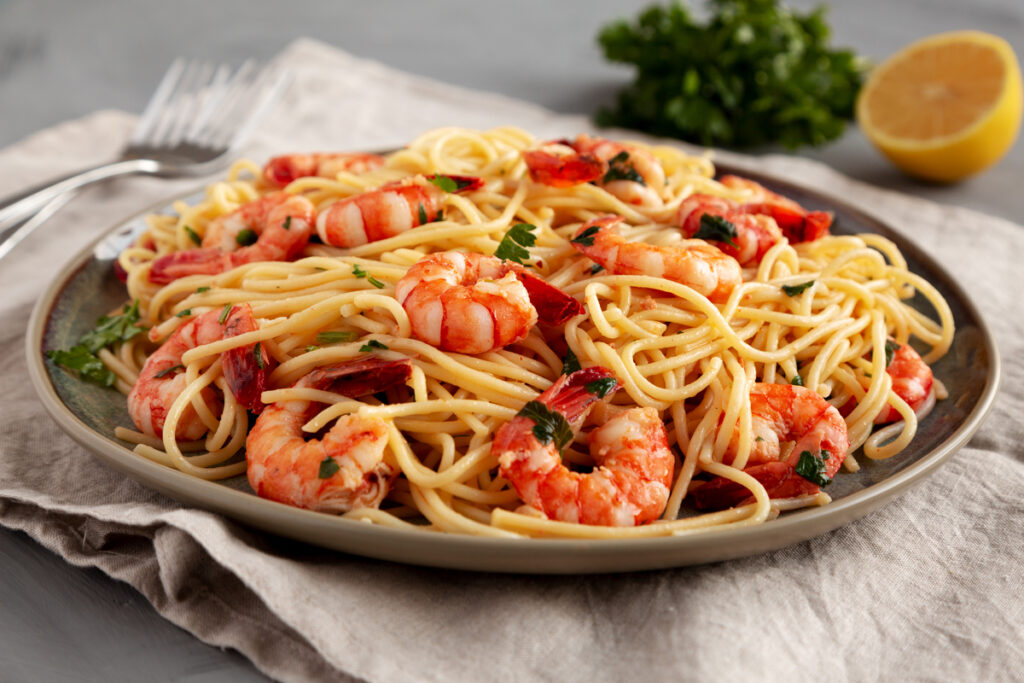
[1,1,1020,680]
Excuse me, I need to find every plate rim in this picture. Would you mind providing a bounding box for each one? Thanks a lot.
[25,165,1003,574]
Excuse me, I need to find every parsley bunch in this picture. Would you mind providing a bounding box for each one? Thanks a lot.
[596,0,865,148]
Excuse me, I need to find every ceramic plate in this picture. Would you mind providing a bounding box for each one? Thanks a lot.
[26,164,1000,573]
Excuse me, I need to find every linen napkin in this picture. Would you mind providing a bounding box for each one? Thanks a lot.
[1,39,1021,683]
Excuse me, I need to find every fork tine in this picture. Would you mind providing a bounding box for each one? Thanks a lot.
[130,58,186,145]
[148,59,206,146]
[184,63,232,141]
[191,60,260,147]
[231,65,291,149]
[164,61,215,147]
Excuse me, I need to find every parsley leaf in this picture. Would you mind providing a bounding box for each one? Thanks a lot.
[316,331,358,344]
[517,400,574,454]
[218,303,233,324]
[154,363,184,379]
[884,339,901,367]
[595,1,865,149]
[561,349,581,376]
[360,340,389,353]
[46,346,116,386]
[589,263,604,275]
[77,300,144,353]
[795,449,833,486]
[184,225,201,245]
[601,150,645,184]
[427,175,473,193]
[571,225,601,247]
[790,374,804,386]
[253,342,265,370]
[782,280,815,296]
[235,228,258,246]
[417,203,428,225]
[693,214,738,247]
[196,286,210,293]
[585,377,618,398]
[351,264,385,288]
[283,216,292,231]
[494,223,537,265]
[318,456,340,479]
[175,308,192,318]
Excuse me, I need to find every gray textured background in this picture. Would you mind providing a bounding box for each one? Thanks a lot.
[0,0,1021,680]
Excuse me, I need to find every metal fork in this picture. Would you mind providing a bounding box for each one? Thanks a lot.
[0,58,290,238]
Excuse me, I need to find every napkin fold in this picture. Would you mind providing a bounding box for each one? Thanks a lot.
[1,39,1021,682]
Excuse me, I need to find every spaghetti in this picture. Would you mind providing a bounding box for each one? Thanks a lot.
[86,126,953,539]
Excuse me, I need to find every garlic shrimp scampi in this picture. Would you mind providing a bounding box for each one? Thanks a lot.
[45,125,952,540]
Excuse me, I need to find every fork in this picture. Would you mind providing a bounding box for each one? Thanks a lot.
[0,58,290,238]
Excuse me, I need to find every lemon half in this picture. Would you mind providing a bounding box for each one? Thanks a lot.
[856,30,1023,182]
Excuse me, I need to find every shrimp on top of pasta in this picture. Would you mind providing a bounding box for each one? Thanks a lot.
[58,126,953,539]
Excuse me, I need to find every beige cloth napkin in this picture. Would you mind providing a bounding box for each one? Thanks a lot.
[1,39,1022,682]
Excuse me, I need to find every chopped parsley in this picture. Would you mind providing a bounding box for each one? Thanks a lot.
[601,150,645,184]
[795,449,833,486]
[585,377,618,398]
[318,456,340,479]
[494,222,537,265]
[427,175,477,193]
[417,203,428,225]
[196,286,210,293]
[47,300,145,387]
[517,400,574,454]
[884,339,901,367]
[790,374,804,386]
[184,225,201,245]
[571,225,601,247]
[235,228,258,246]
[360,340,389,353]
[561,349,581,376]
[154,363,184,379]
[352,264,385,289]
[693,214,738,247]
[218,304,233,324]
[316,331,358,344]
[175,308,192,318]
[253,342,265,370]
[589,263,604,275]
[305,345,319,353]
[282,216,292,231]
[782,280,815,296]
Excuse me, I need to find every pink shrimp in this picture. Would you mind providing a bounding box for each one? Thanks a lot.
[571,215,742,303]
[315,174,484,248]
[493,367,675,526]
[692,383,850,510]
[128,304,269,440]
[676,194,784,266]
[875,342,934,423]
[395,251,584,354]
[245,358,413,513]
[841,341,934,424]
[149,192,315,284]
[719,175,833,243]
[523,134,666,207]
[262,152,387,187]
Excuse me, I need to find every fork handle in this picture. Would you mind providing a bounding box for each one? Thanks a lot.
[0,158,160,233]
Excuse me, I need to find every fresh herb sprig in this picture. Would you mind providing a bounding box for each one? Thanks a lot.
[595,0,865,149]
[47,301,145,386]
[494,223,538,265]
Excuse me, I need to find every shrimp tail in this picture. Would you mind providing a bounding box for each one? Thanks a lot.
[542,367,621,425]
[306,358,413,398]
[221,304,272,413]
[522,148,604,187]
[517,270,585,325]
[149,248,227,284]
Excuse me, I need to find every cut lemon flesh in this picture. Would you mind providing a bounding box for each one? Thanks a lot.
[856,31,1023,182]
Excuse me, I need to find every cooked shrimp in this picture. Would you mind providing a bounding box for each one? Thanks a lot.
[875,342,934,423]
[128,305,267,439]
[692,383,850,510]
[246,358,413,513]
[149,192,315,284]
[395,251,584,354]
[720,175,832,243]
[262,152,386,187]
[522,134,666,207]
[316,174,483,248]
[571,215,742,302]
[493,367,675,526]
[676,194,784,266]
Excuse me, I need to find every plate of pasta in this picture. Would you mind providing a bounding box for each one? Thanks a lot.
[28,126,998,572]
